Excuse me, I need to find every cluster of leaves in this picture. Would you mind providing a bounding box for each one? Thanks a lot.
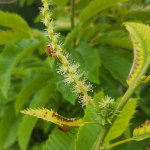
[1,0,150,150]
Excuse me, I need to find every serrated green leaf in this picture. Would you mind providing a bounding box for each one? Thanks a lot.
[104,98,138,145]
[55,72,77,105]
[124,22,150,85]
[0,11,30,33]
[0,105,20,150]
[105,120,150,149]
[79,0,128,24]
[0,39,42,98]
[96,46,131,86]
[18,80,55,150]
[15,72,54,113]
[70,42,100,84]
[75,106,102,150]
[93,91,105,106]
[44,126,77,150]
[0,30,30,45]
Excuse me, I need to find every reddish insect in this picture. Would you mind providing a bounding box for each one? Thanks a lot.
[58,126,70,133]
[46,44,58,59]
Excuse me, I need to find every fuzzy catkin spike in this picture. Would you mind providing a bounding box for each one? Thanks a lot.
[21,108,84,127]
[41,0,93,106]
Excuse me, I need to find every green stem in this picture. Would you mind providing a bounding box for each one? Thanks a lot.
[89,100,98,110]
[105,137,133,150]
[93,80,141,150]
[93,56,150,150]
[70,0,75,47]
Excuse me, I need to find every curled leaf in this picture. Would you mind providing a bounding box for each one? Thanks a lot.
[20,108,84,127]
[124,23,150,85]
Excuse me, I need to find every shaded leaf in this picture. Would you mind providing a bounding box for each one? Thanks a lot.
[79,0,128,24]
[0,39,42,98]
[52,0,69,8]
[0,30,30,45]
[96,38,132,50]
[70,42,100,84]
[0,105,20,150]
[55,72,77,105]
[44,127,76,150]
[96,46,131,86]
[15,72,54,113]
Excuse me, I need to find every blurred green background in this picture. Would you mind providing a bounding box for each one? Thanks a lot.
[0,0,150,149]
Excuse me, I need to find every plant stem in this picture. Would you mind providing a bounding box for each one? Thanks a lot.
[70,0,75,47]
[105,137,133,150]
[93,79,141,150]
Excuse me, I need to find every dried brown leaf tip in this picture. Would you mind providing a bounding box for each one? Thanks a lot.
[133,120,150,137]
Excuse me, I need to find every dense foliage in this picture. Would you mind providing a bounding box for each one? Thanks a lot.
[1,0,150,150]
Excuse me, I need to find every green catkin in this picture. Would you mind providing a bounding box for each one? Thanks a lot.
[41,0,93,106]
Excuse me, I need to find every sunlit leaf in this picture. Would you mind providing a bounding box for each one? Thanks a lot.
[0,11,30,33]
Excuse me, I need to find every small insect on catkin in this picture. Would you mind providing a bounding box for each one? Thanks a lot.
[57,126,70,133]
[46,44,59,59]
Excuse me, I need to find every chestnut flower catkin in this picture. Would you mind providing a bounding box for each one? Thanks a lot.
[41,0,93,106]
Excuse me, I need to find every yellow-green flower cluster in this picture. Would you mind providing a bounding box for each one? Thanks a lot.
[41,0,93,106]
